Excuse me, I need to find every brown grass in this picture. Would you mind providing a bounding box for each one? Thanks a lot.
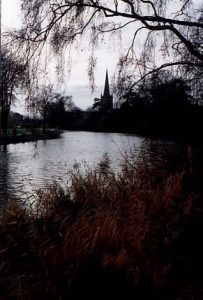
[0,152,202,299]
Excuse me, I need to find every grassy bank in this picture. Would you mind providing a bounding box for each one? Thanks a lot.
[0,150,203,299]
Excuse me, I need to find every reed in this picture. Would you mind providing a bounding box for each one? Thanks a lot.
[0,151,201,299]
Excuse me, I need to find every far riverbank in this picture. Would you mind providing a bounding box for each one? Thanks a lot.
[0,128,61,145]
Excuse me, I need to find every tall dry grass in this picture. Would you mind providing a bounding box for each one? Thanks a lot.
[0,150,202,299]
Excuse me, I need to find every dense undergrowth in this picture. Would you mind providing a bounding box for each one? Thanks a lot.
[0,147,203,299]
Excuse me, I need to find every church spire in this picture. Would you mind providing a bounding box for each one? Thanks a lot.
[103,70,110,97]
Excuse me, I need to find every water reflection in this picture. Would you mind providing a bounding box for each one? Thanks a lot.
[1,131,201,205]
[0,144,9,205]
[138,138,188,168]
[0,144,19,206]
[0,131,144,203]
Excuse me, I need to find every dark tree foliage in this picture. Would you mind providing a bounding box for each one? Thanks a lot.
[119,73,193,138]
[122,72,191,110]
[0,46,28,134]
[92,97,102,111]
[27,84,54,131]
[27,84,74,130]
[150,78,190,108]
[47,93,76,128]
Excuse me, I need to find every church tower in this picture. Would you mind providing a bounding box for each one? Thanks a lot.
[103,70,110,97]
[100,70,113,112]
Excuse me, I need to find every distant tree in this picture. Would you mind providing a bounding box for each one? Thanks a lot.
[92,97,102,111]
[122,72,191,111]
[149,77,191,109]
[0,46,28,134]
[17,1,203,93]
[27,85,74,130]
[27,84,55,131]
[47,93,75,127]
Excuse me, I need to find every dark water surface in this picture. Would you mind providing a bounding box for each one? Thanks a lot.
[0,131,144,203]
[0,130,199,205]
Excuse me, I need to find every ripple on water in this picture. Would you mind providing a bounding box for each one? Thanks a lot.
[1,131,192,205]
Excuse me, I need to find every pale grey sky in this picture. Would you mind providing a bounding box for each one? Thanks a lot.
[1,0,203,113]
[2,0,120,112]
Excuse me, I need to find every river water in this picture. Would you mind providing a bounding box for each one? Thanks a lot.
[0,130,195,205]
[0,131,144,202]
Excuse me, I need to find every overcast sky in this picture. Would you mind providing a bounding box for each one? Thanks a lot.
[1,0,203,113]
[2,0,120,112]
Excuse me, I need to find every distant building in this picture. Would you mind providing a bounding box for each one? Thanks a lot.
[93,71,113,112]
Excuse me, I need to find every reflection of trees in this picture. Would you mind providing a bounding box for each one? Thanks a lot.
[0,144,10,206]
[138,139,190,174]
[137,139,203,200]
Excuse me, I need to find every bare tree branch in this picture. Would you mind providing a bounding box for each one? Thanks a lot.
[16,0,203,93]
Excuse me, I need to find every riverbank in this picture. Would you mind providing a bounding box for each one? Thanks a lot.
[52,109,203,146]
[0,128,61,145]
[0,151,203,299]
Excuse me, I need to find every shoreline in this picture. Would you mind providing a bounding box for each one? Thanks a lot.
[0,129,61,145]
[0,127,202,147]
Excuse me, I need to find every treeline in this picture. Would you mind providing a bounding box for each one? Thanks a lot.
[13,72,203,143]
[46,73,203,143]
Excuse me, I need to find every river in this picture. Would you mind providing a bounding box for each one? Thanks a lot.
[0,130,196,205]
[0,131,144,202]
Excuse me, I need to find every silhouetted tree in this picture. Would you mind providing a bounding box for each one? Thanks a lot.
[123,72,191,108]
[150,77,190,109]
[92,98,102,111]
[27,85,74,130]
[126,73,193,135]
[16,0,203,92]
[27,84,55,131]
[47,94,75,127]
[0,46,28,134]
